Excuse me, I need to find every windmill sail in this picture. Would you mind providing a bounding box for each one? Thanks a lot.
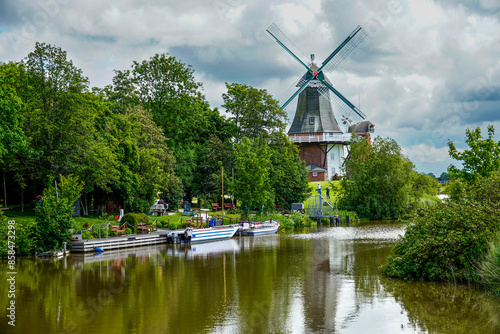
[266,23,310,71]
[318,26,368,74]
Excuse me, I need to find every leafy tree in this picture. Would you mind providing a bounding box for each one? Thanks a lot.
[192,134,235,201]
[448,125,500,182]
[109,105,178,212]
[338,135,414,220]
[222,82,287,141]
[0,65,34,208]
[19,43,104,187]
[410,172,439,200]
[233,137,274,212]
[36,174,84,252]
[269,134,311,210]
[439,171,449,182]
[108,54,232,201]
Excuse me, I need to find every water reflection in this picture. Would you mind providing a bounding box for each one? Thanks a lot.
[1,223,499,334]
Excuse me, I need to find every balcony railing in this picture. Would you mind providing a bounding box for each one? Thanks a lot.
[289,134,352,143]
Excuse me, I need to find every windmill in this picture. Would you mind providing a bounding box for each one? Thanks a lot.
[266,23,374,180]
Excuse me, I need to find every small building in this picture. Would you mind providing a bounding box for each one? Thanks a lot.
[305,164,328,181]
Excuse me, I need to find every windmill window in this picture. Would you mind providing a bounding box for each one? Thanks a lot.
[309,132,315,137]
[309,117,315,124]
[313,172,318,177]
[330,153,335,160]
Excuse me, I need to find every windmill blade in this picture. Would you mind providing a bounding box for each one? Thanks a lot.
[318,26,368,74]
[276,75,309,108]
[266,23,312,73]
[281,77,313,110]
[317,77,366,120]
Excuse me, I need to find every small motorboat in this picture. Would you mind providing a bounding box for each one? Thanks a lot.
[241,219,280,236]
[189,226,239,243]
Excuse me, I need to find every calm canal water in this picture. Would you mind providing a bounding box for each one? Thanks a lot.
[1,222,500,334]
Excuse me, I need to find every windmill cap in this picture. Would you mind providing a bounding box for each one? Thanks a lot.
[348,121,374,134]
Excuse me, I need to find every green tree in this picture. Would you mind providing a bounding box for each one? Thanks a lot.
[410,172,439,201]
[193,134,235,201]
[108,54,232,201]
[222,82,287,142]
[233,137,274,212]
[109,105,178,212]
[36,174,84,252]
[338,135,414,219]
[269,134,311,210]
[439,171,449,182]
[20,43,108,189]
[0,65,34,208]
[448,125,500,182]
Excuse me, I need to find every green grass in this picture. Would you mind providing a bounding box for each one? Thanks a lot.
[305,180,341,208]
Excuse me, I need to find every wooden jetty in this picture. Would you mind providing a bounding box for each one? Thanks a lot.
[69,230,170,253]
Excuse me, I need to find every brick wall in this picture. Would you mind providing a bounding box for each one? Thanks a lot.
[308,171,327,182]
[298,144,326,167]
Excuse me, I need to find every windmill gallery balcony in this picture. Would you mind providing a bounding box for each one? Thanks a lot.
[289,133,352,144]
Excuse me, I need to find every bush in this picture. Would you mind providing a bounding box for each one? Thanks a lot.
[82,231,94,239]
[382,175,500,283]
[0,212,37,257]
[36,174,84,252]
[120,213,149,233]
[479,232,500,295]
[169,222,178,230]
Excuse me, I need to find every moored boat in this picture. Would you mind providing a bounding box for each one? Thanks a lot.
[241,219,280,236]
[188,226,239,243]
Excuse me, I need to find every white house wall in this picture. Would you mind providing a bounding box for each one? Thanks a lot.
[326,143,347,179]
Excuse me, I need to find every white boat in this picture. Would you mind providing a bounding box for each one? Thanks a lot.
[188,226,239,243]
[241,219,280,236]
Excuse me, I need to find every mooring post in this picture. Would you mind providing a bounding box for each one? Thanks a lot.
[317,216,321,227]
[63,242,67,256]
[346,215,350,227]
[336,216,340,227]
[330,216,335,227]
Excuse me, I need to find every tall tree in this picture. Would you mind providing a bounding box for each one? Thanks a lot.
[338,135,414,220]
[109,105,178,212]
[269,134,311,210]
[233,137,274,212]
[222,82,287,142]
[192,134,234,200]
[108,53,232,202]
[0,63,35,209]
[448,125,500,183]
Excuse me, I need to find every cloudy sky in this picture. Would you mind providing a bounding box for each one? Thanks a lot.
[1,0,499,175]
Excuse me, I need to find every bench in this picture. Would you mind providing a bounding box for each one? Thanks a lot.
[110,225,125,236]
[223,203,234,211]
[137,222,151,234]
[185,218,203,229]
[211,203,221,211]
